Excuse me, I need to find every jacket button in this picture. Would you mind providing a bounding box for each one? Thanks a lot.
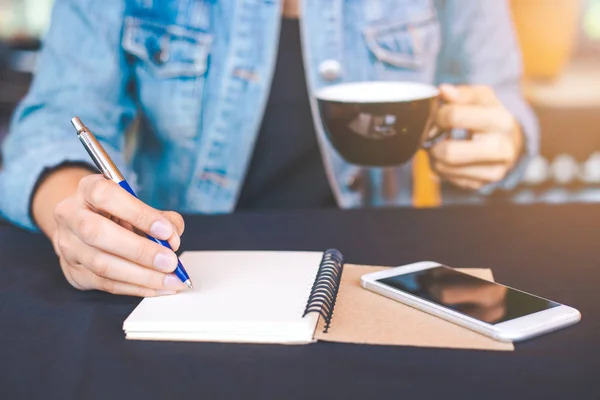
[152,49,169,65]
[318,60,342,81]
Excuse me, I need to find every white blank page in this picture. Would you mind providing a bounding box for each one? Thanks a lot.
[123,251,323,344]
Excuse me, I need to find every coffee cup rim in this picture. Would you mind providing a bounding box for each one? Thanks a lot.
[315,81,440,104]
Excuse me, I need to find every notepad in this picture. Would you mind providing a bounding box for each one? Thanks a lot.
[123,250,514,351]
[124,251,324,344]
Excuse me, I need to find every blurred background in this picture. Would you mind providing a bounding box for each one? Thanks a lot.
[0,0,599,204]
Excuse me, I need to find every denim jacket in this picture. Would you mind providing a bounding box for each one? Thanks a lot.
[0,0,538,231]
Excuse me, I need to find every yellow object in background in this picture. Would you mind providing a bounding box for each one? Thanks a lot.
[510,0,581,80]
[412,149,441,208]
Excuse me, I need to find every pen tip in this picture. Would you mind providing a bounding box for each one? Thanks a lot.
[185,281,194,290]
[71,116,85,133]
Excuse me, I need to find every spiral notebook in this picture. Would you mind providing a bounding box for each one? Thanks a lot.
[123,250,513,351]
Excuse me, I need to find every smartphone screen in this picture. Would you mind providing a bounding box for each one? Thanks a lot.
[376,266,560,324]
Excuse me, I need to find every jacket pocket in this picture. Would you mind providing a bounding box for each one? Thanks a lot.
[121,17,212,78]
[363,9,439,71]
[120,17,212,144]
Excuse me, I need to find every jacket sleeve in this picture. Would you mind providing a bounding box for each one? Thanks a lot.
[0,0,136,231]
[434,0,540,192]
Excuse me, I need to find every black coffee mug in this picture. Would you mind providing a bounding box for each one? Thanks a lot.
[316,81,444,167]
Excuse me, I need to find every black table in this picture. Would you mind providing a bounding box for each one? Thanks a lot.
[1,205,598,399]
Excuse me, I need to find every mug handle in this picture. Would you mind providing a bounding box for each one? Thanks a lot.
[420,94,448,150]
[420,95,473,149]
[421,127,449,149]
[421,128,475,149]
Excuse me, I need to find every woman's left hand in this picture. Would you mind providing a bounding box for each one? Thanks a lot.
[429,84,524,191]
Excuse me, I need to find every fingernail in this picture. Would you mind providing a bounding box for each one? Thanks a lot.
[440,84,459,99]
[171,222,180,236]
[150,220,172,239]
[171,233,181,252]
[156,290,177,296]
[154,252,177,272]
[164,274,187,290]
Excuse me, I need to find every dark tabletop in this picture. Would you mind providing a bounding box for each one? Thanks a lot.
[1,205,599,400]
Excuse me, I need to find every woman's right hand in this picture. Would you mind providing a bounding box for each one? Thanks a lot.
[50,174,188,297]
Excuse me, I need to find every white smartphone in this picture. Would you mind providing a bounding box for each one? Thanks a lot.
[360,262,581,342]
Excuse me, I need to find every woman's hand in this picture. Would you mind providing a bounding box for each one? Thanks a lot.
[429,84,524,190]
[49,174,187,297]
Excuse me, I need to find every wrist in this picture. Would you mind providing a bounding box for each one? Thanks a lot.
[32,165,95,239]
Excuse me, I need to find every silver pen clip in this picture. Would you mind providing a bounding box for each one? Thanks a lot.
[71,117,124,182]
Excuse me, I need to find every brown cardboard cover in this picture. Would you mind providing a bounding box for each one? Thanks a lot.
[314,265,514,351]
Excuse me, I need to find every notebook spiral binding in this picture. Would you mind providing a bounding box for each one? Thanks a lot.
[302,249,344,333]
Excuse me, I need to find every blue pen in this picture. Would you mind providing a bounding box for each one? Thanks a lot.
[71,117,194,290]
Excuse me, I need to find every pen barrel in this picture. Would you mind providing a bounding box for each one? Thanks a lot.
[78,130,124,182]
[117,181,191,283]
[118,180,138,198]
[147,235,190,283]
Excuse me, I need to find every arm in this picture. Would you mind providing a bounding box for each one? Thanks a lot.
[32,166,95,239]
[0,0,135,232]
[0,0,187,297]
[432,0,540,191]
